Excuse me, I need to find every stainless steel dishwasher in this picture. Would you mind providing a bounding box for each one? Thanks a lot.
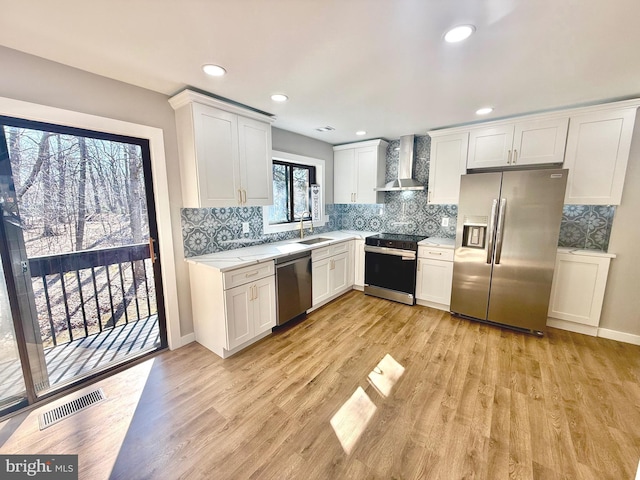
[275,250,312,326]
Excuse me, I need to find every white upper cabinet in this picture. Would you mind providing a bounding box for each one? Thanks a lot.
[237,116,273,205]
[333,148,356,204]
[427,132,469,204]
[563,107,638,205]
[170,89,274,208]
[468,117,568,169]
[333,139,388,204]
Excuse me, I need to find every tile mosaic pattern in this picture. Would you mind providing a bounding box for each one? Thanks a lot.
[336,202,458,238]
[558,205,615,251]
[181,134,615,256]
[338,135,457,238]
[182,205,338,257]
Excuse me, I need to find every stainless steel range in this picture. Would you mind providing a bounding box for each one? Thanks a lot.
[364,233,427,305]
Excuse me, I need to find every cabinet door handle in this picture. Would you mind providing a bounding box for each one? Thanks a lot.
[242,189,247,204]
[238,189,243,204]
[507,150,512,165]
[513,150,518,164]
[245,270,259,277]
[253,285,257,300]
[428,251,442,255]
[417,260,421,272]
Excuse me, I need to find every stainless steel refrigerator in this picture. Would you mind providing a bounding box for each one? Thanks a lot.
[450,168,568,334]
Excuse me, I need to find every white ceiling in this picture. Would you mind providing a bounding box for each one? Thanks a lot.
[1,0,639,145]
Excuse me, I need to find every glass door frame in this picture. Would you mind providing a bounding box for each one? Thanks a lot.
[0,115,168,413]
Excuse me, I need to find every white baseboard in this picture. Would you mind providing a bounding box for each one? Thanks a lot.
[416,299,449,311]
[308,287,354,312]
[179,332,196,347]
[547,318,640,346]
[546,318,598,336]
[598,328,640,346]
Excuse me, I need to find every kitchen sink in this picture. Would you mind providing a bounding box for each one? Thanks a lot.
[297,237,332,245]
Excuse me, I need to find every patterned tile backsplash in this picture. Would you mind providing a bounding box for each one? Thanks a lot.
[558,205,615,250]
[182,204,340,257]
[181,134,615,257]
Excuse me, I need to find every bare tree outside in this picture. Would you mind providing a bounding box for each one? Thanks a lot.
[3,125,157,346]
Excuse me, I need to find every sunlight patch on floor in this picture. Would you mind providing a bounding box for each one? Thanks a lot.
[330,386,377,455]
[367,353,405,397]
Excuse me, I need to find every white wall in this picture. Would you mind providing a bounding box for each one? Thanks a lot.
[0,46,337,341]
[600,109,640,336]
[0,45,194,340]
[272,127,335,203]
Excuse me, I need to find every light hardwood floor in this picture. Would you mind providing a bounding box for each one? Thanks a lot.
[1,290,639,479]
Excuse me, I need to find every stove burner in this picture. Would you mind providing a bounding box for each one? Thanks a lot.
[365,233,427,251]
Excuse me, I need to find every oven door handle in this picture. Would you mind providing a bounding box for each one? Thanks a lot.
[364,245,416,260]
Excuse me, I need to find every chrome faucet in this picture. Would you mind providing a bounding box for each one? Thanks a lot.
[299,212,313,238]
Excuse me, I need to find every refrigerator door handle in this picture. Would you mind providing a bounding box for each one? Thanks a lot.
[494,198,507,264]
[486,199,499,264]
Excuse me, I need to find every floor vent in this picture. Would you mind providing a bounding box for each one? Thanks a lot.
[39,388,106,430]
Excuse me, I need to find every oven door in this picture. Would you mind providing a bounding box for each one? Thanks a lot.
[364,245,417,299]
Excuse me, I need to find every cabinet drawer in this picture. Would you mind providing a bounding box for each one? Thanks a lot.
[223,261,274,289]
[312,240,350,261]
[418,246,454,261]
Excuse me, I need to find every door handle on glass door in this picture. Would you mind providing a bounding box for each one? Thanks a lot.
[486,199,498,264]
[494,198,507,264]
[149,237,157,264]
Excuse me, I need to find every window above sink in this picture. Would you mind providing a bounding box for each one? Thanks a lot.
[263,150,328,234]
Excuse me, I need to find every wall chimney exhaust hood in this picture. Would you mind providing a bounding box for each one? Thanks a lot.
[374,134,425,191]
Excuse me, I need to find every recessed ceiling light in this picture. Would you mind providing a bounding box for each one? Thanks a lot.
[356,131,367,136]
[476,107,494,115]
[270,94,288,102]
[444,25,476,43]
[202,64,226,76]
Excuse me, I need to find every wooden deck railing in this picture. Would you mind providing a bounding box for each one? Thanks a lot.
[28,243,157,347]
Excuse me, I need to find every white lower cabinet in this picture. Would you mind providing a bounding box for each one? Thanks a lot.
[311,241,353,307]
[312,257,331,305]
[225,275,276,350]
[547,250,614,336]
[415,246,454,310]
[353,239,365,289]
[190,261,276,358]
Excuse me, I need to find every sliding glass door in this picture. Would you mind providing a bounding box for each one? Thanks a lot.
[0,253,28,415]
[0,116,167,414]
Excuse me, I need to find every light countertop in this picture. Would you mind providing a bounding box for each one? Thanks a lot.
[418,237,455,249]
[557,247,616,258]
[186,232,615,272]
[186,230,369,272]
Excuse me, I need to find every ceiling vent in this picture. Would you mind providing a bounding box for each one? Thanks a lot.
[316,126,335,132]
